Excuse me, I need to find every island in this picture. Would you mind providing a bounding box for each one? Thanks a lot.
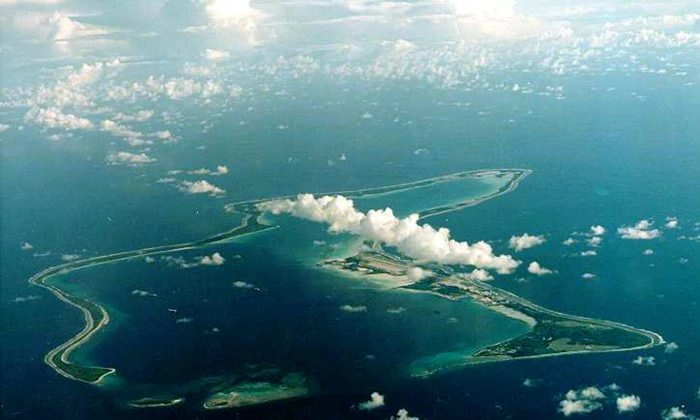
[28,168,663,387]
[127,397,185,408]
[322,246,664,377]
[203,373,309,409]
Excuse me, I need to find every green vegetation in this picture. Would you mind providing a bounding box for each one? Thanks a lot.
[128,397,185,408]
[327,247,662,374]
[203,373,309,409]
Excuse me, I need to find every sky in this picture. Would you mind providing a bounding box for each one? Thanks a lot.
[1,0,698,140]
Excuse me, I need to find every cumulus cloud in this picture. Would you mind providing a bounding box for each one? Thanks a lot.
[643,249,654,255]
[132,289,157,297]
[176,317,194,324]
[190,0,264,44]
[587,236,603,247]
[665,342,679,353]
[558,386,611,416]
[340,304,367,313]
[616,395,641,413]
[204,48,230,61]
[661,406,693,419]
[665,217,679,229]
[0,123,10,132]
[407,266,433,282]
[562,238,576,246]
[24,107,93,130]
[618,220,662,240]
[178,180,225,196]
[632,355,655,366]
[387,307,406,314]
[258,194,519,274]
[113,110,154,122]
[509,233,546,251]
[20,242,34,251]
[391,408,419,420]
[527,261,553,276]
[582,273,596,279]
[200,252,225,265]
[153,130,173,140]
[590,225,606,236]
[187,165,229,176]
[459,268,494,281]
[522,378,541,388]
[358,392,385,410]
[580,250,597,257]
[233,280,259,290]
[107,151,156,166]
[100,119,148,146]
[13,295,42,303]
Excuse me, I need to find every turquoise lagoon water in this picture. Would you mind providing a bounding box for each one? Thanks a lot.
[1,74,699,419]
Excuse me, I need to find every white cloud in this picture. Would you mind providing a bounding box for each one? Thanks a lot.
[186,165,229,176]
[590,225,606,236]
[20,242,34,251]
[632,355,656,366]
[200,252,225,266]
[559,399,602,416]
[233,280,258,289]
[258,194,520,274]
[387,307,406,314]
[107,151,156,166]
[12,295,42,303]
[391,408,419,420]
[661,406,693,419]
[198,0,264,44]
[358,392,385,410]
[459,268,494,281]
[528,261,552,276]
[616,395,641,413]
[665,217,679,229]
[113,110,154,122]
[562,238,576,246]
[340,304,367,313]
[100,119,148,146]
[665,342,679,353]
[509,233,546,251]
[178,180,225,196]
[643,249,654,255]
[618,220,662,240]
[132,289,157,297]
[204,48,231,61]
[153,130,173,140]
[582,273,596,279]
[580,250,597,257]
[558,386,606,416]
[0,123,10,132]
[61,254,80,261]
[523,378,540,388]
[24,107,93,130]
[587,236,603,247]
[407,266,433,282]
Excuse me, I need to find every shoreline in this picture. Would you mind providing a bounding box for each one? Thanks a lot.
[29,169,532,384]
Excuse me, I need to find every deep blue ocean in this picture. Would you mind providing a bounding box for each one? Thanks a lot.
[1,73,699,419]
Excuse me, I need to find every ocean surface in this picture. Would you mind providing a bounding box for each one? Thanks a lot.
[1,74,699,419]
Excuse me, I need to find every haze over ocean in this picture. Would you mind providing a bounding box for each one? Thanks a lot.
[1,1,699,418]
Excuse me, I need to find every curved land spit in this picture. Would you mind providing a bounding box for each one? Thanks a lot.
[29,169,661,384]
